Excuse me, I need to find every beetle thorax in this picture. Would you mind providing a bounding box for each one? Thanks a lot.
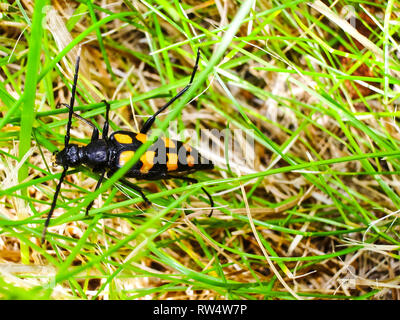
[83,139,109,170]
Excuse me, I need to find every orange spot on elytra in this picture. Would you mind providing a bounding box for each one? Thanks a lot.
[136,133,147,144]
[184,144,192,152]
[115,133,133,144]
[167,153,178,171]
[119,150,135,166]
[140,151,155,173]
[187,155,195,167]
[162,137,176,149]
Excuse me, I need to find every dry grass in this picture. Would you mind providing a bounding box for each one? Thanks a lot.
[0,0,400,300]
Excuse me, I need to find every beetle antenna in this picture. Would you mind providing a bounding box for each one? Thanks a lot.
[201,186,214,217]
[140,48,201,134]
[65,45,81,147]
[41,167,68,244]
[42,47,81,244]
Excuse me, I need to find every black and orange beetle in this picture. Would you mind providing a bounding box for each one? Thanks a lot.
[41,49,214,243]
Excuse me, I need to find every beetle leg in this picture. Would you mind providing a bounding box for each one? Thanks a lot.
[164,175,214,217]
[106,171,151,206]
[85,170,106,216]
[57,102,100,142]
[140,49,200,134]
[118,178,151,206]
[101,100,111,140]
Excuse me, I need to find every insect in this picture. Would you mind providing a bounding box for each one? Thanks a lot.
[41,48,214,243]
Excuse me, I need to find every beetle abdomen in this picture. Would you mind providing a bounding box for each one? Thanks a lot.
[109,131,213,178]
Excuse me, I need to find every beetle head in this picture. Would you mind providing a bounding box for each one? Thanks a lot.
[53,144,82,168]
